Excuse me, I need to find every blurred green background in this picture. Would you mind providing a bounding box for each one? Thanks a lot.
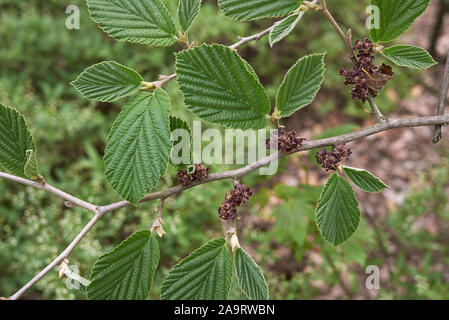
[1,0,449,299]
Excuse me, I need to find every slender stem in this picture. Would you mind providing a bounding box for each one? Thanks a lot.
[433,51,449,143]
[0,172,99,214]
[96,115,449,214]
[367,95,387,123]
[229,28,272,51]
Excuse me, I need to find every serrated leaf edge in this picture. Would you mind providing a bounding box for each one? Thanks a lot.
[277,52,326,118]
[177,0,203,33]
[381,45,437,69]
[269,13,301,47]
[70,60,144,102]
[0,103,38,178]
[370,0,431,43]
[342,165,390,193]
[86,0,177,47]
[160,237,232,300]
[24,149,39,180]
[217,0,301,22]
[86,230,160,300]
[234,247,269,300]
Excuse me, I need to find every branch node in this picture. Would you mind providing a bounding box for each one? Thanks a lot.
[433,51,449,143]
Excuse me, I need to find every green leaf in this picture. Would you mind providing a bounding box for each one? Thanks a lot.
[381,45,437,69]
[370,0,430,43]
[71,61,144,102]
[218,0,301,21]
[87,230,159,300]
[161,238,232,300]
[176,44,270,129]
[343,166,389,193]
[24,150,39,180]
[269,13,302,47]
[234,247,269,300]
[87,0,177,46]
[104,90,172,204]
[170,116,191,168]
[178,0,202,32]
[0,103,38,178]
[277,53,326,117]
[316,173,361,246]
[170,116,191,135]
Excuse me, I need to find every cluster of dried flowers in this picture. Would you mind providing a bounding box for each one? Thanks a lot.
[176,163,210,186]
[218,183,253,220]
[340,38,394,102]
[316,143,352,171]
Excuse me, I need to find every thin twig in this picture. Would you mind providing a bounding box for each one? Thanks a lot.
[321,0,389,125]
[8,212,104,300]
[433,51,449,143]
[320,0,356,62]
[0,172,99,214]
[141,73,177,90]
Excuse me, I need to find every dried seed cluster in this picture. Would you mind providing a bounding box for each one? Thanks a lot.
[316,143,352,171]
[340,38,377,102]
[218,183,253,220]
[266,129,306,153]
[176,163,210,186]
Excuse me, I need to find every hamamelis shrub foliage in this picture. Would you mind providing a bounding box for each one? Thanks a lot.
[0,0,442,300]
